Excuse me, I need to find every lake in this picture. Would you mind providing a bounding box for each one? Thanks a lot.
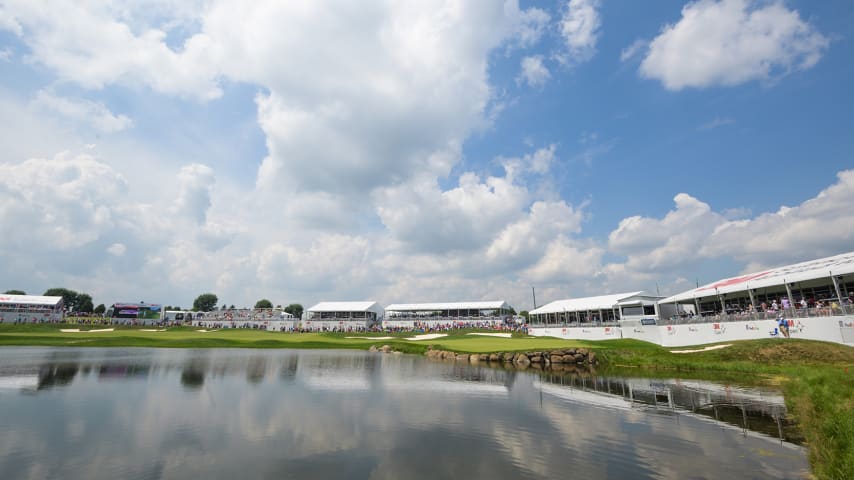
[0,347,809,479]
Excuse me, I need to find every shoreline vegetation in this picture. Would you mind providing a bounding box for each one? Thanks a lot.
[1,324,852,479]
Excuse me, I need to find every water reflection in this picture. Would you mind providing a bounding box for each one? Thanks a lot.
[0,347,809,479]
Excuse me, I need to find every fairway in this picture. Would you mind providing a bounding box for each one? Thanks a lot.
[0,325,596,353]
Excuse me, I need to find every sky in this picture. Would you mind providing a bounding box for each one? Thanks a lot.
[0,0,852,311]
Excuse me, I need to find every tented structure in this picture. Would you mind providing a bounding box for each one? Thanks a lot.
[529,292,664,326]
[659,250,854,315]
[0,294,64,323]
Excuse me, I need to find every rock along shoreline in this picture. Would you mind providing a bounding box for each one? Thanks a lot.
[369,344,597,367]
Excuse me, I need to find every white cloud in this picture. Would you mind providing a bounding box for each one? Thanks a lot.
[640,0,829,90]
[33,90,133,133]
[620,39,647,63]
[517,55,551,87]
[702,170,854,264]
[604,170,854,285]
[171,164,215,225]
[107,243,126,256]
[697,117,736,131]
[507,4,551,49]
[558,0,601,65]
[0,152,126,251]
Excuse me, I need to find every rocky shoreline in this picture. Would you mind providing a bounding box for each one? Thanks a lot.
[369,344,598,367]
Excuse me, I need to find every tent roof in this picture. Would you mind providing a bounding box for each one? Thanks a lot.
[530,292,645,315]
[385,301,509,311]
[307,301,382,313]
[660,250,854,303]
[0,294,63,307]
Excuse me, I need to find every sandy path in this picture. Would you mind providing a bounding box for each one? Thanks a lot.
[467,333,512,338]
[60,328,114,333]
[670,344,732,354]
[406,334,448,341]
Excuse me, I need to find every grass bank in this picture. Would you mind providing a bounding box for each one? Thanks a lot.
[1,324,852,478]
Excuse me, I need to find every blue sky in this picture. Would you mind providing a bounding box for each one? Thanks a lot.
[0,0,852,310]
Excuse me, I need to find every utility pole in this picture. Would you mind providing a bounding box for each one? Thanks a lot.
[532,287,537,310]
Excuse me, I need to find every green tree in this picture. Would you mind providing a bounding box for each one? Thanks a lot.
[284,303,304,319]
[193,293,218,312]
[519,311,530,320]
[255,299,273,309]
[76,294,94,313]
[43,288,79,311]
[94,304,106,314]
[4,289,26,295]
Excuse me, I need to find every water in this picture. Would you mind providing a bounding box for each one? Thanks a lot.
[0,347,809,479]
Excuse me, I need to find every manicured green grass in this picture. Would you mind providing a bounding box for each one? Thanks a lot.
[1,324,852,478]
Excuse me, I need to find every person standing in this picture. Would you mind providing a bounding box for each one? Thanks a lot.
[777,315,789,338]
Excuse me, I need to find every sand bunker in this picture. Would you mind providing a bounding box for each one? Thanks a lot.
[406,334,448,341]
[467,333,512,338]
[195,329,219,332]
[346,336,394,340]
[60,328,114,333]
[141,329,167,332]
[670,344,732,354]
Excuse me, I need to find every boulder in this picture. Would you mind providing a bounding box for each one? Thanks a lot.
[530,355,543,363]
[380,345,392,353]
[489,353,500,362]
[588,351,597,364]
[550,355,564,364]
[455,354,470,362]
[515,355,531,366]
[561,355,575,363]
[469,354,480,363]
[369,345,378,352]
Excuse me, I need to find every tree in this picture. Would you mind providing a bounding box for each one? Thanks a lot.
[76,294,94,313]
[44,288,79,309]
[94,304,106,314]
[193,293,218,312]
[519,311,530,320]
[255,299,273,309]
[4,289,26,295]
[284,303,304,319]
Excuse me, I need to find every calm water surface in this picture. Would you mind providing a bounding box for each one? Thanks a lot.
[0,347,808,479]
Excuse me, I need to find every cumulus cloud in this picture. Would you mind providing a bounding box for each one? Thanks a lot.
[172,163,215,225]
[374,170,529,255]
[0,152,126,251]
[605,170,854,280]
[640,0,829,90]
[517,55,551,87]
[2,0,221,100]
[558,0,601,65]
[33,90,133,133]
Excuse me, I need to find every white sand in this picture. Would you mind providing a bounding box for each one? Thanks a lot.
[195,329,218,332]
[670,344,732,354]
[141,329,167,332]
[346,336,394,340]
[406,333,448,341]
[467,332,512,338]
[60,328,114,333]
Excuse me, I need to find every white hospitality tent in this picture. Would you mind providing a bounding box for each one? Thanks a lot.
[529,292,664,325]
[0,294,64,309]
[659,250,854,314]
[0,294,64,323]
[306,301,384,321]
[384,301,512,318]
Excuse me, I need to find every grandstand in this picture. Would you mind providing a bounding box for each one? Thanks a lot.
[383,301,514,328]
[303,302,383,332]
[0,294,64,323]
